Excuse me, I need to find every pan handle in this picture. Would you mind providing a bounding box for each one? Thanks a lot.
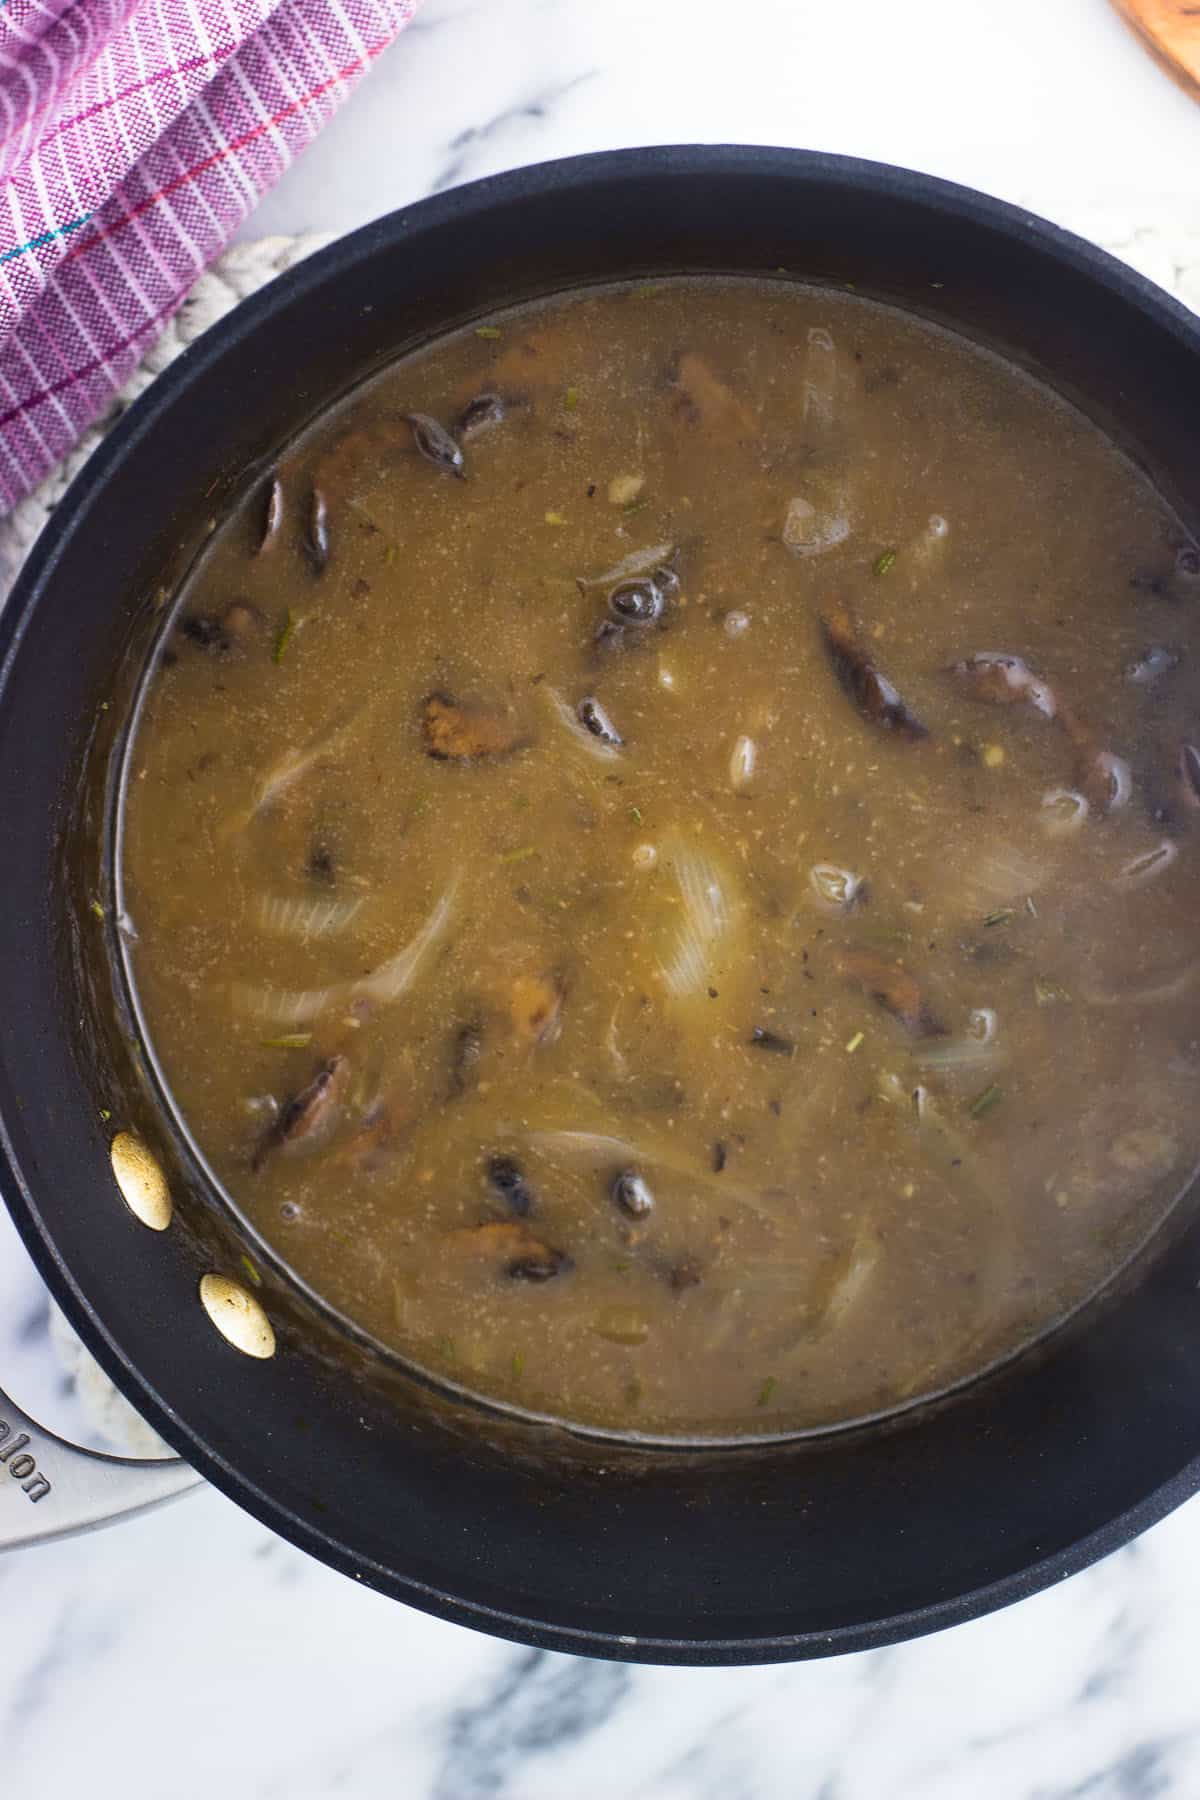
[0,1381,203,1550]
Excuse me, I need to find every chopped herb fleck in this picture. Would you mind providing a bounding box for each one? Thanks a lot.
[873,548,898,577]
[564,387,580,412]
[628,804,643,824]
[757,1375,778,1407]
[501,845,537,866]
[239,1254,263,1287]
[262,1032,313,1050]
[475,325,502,340]
[968,1082,1003,1119]
[633,282,663,298]
[89,899,105,921]
[983,908,1015,928]
[273,608,298,663]
[544,511,568,527]
[512,793,531,810]
[624,496,650,515]
[1035,976,1071,1007]
[1025,895,1038,917]
[99,1108,112,1123]
[845,1030,865,1054]
[384,544,397,566]
[511,1351,525,1379]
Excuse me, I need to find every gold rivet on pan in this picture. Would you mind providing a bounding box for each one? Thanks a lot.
[198,1274,276,1359]
[109,1131,172,1231]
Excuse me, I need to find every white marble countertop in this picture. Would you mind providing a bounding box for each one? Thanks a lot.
[4,1,1200,1793]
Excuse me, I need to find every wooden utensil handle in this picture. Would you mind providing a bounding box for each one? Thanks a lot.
[1112,0,1200,99]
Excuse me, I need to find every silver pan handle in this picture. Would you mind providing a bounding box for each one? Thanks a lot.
[0,1381,202,1549]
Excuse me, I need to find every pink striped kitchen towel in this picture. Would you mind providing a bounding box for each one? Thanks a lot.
[0,0,419,513]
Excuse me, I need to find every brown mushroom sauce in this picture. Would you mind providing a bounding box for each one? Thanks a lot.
[119,278,1200,1439]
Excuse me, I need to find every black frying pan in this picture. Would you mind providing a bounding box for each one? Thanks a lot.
[2,147,1199,1665]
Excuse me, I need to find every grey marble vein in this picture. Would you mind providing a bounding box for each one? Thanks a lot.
[430,73,598,194]
[1034,1740,1182,1800]
[434,1648,632,1798]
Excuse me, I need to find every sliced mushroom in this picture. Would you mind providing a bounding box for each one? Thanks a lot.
[487,1153,536,1217]
[612,1168,655,1219]
[949,652,1057,716]
[510,972,564,1045]
[256,475,283,555]
[334,1099,402,1173]
[835,950,946,1037]
[950,650,1130,815]
[406,412,465,478]
[820,604,927,739]
[449,1020,484,1095]
[305,488,330,573]
[609,577,666,626]
[421,693,528,761]
[456,393,507,439]
[443,1220,571,1281]
[1125,645,1181,687]
[1180,742,1200,810]
[577,697,624,746]
[253,1054,348,1170]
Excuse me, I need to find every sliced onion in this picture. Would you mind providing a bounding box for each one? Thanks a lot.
[968,1007,998,1045]
[909,513,950,570]
[579,541,675,590]
[252,707,362,817]
[659,837,732,999]
[545,687,622,761]
[1084,963,1200,1007]
[254,895,364,940]
[801,326,837,427]
[526,1128,638,1165]
[729,735,757,789]
[822,1227,880,1330]
[524,1128,790,1224]
[231,883,456,1024]
[1090,750,1132,814]
[913,1038,999,1073]
[231,980,337,1026]
[782,493,850,558]
[357,883,457,1004]
[951,844,1044,910]
[1112,840,1178,891]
